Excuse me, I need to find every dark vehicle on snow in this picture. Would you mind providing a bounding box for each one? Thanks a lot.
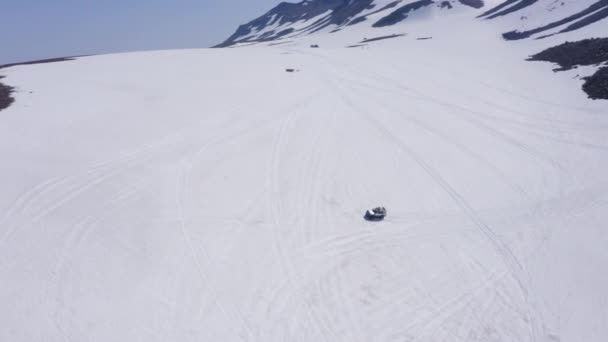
[364,207,386,221]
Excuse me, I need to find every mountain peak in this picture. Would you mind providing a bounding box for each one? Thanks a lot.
[215,0,608,47]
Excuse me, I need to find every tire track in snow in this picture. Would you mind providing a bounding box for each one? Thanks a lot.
[0,123,202,246]
[0,107,262,245]
[335,68,566,178]
[342,81,533,201]
[322,65,541,341]
[7,105,276,341]
[0,118,207,225]
[317,51,570,262]
[322,62,566,341]
[265,97,338,341]
[51,185,143,338]
[170,103,318,340]
[298,120,326,244]
[175,159,250,342]
[170,110,294,339]
[366,108,540,342]
[296,227,477,264]
[168,91,328,340]
[311,49,566,184]
[292,89,338,247]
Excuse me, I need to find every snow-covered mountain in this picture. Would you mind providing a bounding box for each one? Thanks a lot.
[0,1,607,342]
[215,0,608,99]
[216,0,608,47]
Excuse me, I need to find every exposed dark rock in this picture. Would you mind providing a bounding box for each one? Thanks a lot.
[268,41,292,46]
[503,1,608,40]
[258,31,276,40]
[328,0,375,27]
[479,0,538,19]
[528,37,608,70]
[0,56,76,112]
[361,33,406,43]
[348,16,368,25]
[583,67,608,100]
[458,0,484,9]
[274,28,296,39]
[218,0,608,47]
[479,0,517,17]
[348,1,403,26]
[215,0,343,47]
[417,37,433,40]
[0,57,76,70]
[217,0,445,46]
[0,76,14,112]
[559,4,608,34]
[215,0,383,47]
[529,38,608,100]
[373,0,434,27]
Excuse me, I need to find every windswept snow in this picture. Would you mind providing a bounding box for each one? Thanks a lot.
[1,15,608,342]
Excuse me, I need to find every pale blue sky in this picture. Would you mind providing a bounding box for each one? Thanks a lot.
[0,0,288,65]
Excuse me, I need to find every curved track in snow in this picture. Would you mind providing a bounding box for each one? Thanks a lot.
[0,42,607,341]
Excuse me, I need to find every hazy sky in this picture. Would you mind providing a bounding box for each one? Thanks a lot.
[0,0,288,65]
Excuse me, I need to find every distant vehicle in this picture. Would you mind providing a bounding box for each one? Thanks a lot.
[364,207,386,221]
[310,44,320,48]
[285,68,296,72]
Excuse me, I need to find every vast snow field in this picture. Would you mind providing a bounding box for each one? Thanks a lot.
[1,17,607,342]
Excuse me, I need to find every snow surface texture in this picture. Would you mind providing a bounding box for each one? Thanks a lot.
[1,4,608,342]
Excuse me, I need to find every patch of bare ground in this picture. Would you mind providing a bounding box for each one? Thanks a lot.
[0,56,77,112]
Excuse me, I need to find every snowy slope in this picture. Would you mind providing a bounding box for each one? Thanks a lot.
[216,0,608,47]
[1,3,608,342]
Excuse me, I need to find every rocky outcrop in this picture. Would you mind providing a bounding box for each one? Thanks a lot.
[0,76,14,112]
[529,37,608,99]
[0,57,76,112]
[372,0,434,27]
[217,0,608,47]
[528,38,608,70]
[458,0,484,8]
[501,1,608,40]
[214,0,345,47]
[479,0,538,19]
